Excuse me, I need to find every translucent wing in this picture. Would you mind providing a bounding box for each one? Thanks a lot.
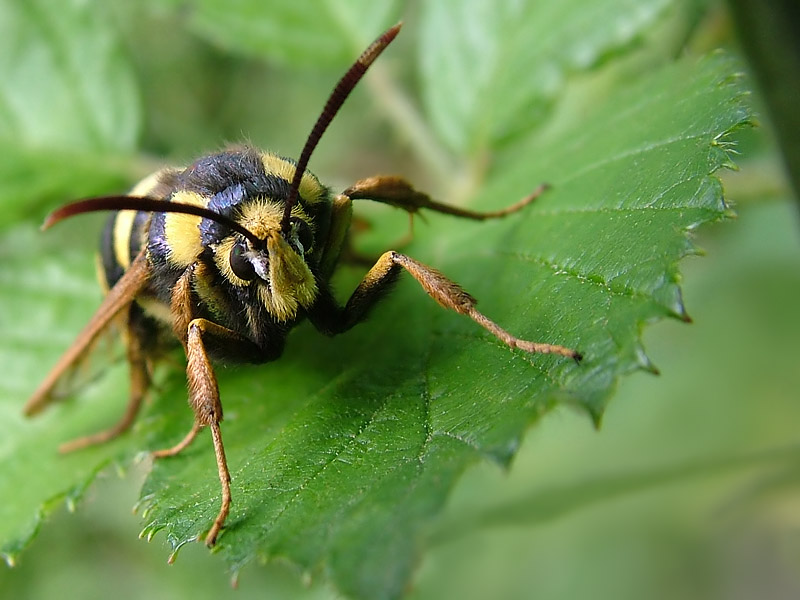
[24,249,150,416]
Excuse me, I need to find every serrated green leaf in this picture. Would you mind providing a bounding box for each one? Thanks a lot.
[0,4,752,600]
[149,0,402,66]
[419,0,672,154]
[129,55,752,599]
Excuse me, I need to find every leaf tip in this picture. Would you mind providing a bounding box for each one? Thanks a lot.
[634,345,660,375]
[132,492,155,517]
[138,522,163,542]
[167,535,198,564]
[589,409,604,430]
[665,288,692,323]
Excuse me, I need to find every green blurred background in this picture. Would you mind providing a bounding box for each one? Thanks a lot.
[1,0,799,598]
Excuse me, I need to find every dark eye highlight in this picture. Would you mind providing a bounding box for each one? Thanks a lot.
[289,216,314,254]
[229,239,256,281]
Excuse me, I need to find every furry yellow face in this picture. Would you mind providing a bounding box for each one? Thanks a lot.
[211,199,318,322]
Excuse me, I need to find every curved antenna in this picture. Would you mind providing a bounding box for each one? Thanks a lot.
[280,23,402,232]
[43,195,264,248]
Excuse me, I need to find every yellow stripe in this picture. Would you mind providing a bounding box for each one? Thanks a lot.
[114,169,175,270]
[129,170,168,197]
[113,210,136,270]
[164,190,209,268]
[260,152,326,204]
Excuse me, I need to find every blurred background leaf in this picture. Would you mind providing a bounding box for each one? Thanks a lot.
[1,0,798,599]
[0,0,142,225]
[149,0,403,67]
[419,0,673,155]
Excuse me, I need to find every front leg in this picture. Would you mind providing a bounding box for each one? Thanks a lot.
[308,251,581,360]
[182,316,233,547]
[159,265,261,546]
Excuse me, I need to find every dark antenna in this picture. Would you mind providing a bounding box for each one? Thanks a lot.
[43,195,265,248]
[44,24,402,247]
[280,23,402,232]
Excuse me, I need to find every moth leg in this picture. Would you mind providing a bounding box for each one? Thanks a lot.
[344,175,548,220]
[170,313,280,546]
[156,267,244,546]
[59,307,150,453]
[180,317,238,547]
[310,251,581,360]
[150,422,202,459]
[337,177,545,269]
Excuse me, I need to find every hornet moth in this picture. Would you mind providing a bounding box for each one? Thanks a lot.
[25,23,581,547]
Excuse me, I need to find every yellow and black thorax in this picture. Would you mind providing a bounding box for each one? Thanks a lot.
[99,146,333,356]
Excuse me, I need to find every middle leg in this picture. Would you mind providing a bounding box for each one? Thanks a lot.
[308,250,581,360]
[343,175,549,220]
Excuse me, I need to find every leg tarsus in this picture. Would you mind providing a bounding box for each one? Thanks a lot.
[204,421,231,547]
[466,306,582,360]
[151,421,203,459]
[391,253,580,358]
[58,398,142,453]
[58,411,139,453]
[173,314,237,546]
[149,417,232,547]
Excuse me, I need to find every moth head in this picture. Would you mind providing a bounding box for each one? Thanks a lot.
[215,199,318,321]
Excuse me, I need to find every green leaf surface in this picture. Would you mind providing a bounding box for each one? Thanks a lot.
[0,223,135,563]
[0,0,141,226]
[150,0,402,66]
[0,3,751,600]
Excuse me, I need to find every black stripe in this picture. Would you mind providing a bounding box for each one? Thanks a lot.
[99,213,124,288]
[128,210,151,263]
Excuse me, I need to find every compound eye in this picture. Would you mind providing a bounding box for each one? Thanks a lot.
[289,216,314,254]
[229,239,256,281]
